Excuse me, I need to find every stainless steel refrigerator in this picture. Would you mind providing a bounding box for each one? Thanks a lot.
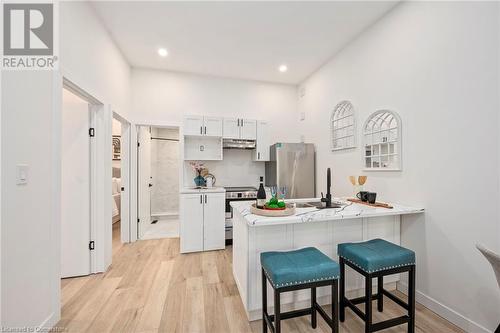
[265,143,315,199]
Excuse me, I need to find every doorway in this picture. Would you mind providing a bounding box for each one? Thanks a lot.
[137,125,180,240]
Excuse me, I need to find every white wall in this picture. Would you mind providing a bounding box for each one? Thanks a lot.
[131,69,299,143]
[0,2,132,329]
[1,71,60,329]
[60,1,131,119]
[297,2,499,332]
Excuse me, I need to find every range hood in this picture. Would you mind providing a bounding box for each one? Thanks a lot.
[223,139,256,149]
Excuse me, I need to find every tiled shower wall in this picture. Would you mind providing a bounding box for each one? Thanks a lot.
[151,127,179,215]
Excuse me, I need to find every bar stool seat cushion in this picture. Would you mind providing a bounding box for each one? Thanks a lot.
[261,247,339,288]
[338,238,415,273]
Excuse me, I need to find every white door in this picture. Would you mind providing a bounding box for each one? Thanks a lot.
[180,193,204,253]
[255,121,270,161]
[203,192,225,251]
[204,117,223,137]
[183,115,204,136]
[223,118,240,139]
[61,88,91,278]
[240,119,257,140]
[138,126,152,239]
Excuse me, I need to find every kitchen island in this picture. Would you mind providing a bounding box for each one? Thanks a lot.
[231,198,424,321]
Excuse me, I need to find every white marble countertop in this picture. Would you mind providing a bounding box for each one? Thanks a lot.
[230,198,424,226]
[180,186,226,194]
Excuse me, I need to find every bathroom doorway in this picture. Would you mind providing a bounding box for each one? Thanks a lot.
[137,125,180,240]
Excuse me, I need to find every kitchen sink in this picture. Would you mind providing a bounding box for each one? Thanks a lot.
[295,202,343,209]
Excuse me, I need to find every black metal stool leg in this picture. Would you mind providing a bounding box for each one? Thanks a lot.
[333,280,339,333]
[262,269,268,333]
[339,257,345,322]
[311,287,317,328]
[365,275,373,333]
[274,289,281,333]
[377,276,384,312]
[408,265,416,333]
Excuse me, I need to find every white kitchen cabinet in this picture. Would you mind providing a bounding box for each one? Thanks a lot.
[183,115,204,136]
[240,119,257,140]
[223,118,257,140]
[254,121,270,161]
[223,118,240,139]
[202,192,226,251]
[183,115,223,137]
[184,136,223,160]
[180,192,225,253]
[179,193,204,253]
[204,116,223,137]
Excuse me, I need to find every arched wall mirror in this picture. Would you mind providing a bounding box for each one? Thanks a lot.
[363,110,402,170]
[331,101,356,151]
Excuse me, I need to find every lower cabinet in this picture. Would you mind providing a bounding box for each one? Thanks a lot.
[180,192,225,253]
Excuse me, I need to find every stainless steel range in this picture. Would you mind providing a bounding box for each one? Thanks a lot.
[225,186,257,244]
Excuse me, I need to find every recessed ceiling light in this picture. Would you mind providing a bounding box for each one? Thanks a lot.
[279,64,288,73]
[158,48,168,57]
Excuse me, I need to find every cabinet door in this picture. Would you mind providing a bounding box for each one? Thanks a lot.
[223,118,240,139]
[180,193,204,253]
[204,117,223,137]
[254,121,270,161]
[203,192,226,251]
[240,119,257,140]
[183,115,204,136]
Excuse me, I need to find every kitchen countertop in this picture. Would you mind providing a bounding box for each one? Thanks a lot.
[230,198,424,226]
[180,186,226,194]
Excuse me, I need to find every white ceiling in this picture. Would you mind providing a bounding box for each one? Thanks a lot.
[92,1,398,85]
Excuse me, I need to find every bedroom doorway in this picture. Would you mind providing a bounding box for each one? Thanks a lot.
[136,125,180,240]
[112,112,132,252]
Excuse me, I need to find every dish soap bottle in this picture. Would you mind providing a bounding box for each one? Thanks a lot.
[257,176,266,209]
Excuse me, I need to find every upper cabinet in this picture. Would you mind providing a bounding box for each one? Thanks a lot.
[240,119,257,140]
[183,115,223,137]
[223,118,240,139]
[223,118,257,140]
[254,121,270,161]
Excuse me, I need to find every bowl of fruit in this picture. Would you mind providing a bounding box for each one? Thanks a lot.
[264,197,286,210]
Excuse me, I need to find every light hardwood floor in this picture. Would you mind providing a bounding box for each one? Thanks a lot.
[57,228,464,333]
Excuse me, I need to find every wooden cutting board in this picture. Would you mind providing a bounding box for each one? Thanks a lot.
[347,198,393,209]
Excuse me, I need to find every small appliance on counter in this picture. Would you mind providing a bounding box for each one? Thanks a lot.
[224,186,257,244]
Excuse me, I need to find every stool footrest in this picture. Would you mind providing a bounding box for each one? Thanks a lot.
[268,308,312,321]
[371,315,410,332]
[314,302,333,326]
[345,297,367,320]
[349,293,380,305]
[382,289,409,310]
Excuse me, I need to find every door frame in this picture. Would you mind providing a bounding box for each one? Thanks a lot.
[130,121,182,242]
[61,76,112,273]
[112,112,132,244]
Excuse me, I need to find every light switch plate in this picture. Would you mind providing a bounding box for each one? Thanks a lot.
[16,164,29,185]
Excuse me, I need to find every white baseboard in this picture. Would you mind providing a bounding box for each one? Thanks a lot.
[397,282,492,333]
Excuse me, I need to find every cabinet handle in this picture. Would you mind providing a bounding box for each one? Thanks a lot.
[258,152,260,160]
[200,126,203,135]
[200,195,203,204]
[241,119,243,127]
[205,194,207,203]
[204,126,207,135]
[237,119,240,126]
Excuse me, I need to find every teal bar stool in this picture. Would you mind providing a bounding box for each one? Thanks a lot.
[261,247,340,333]
[338,238,416,333]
